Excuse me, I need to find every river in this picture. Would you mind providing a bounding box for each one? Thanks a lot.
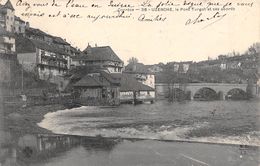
[38,100,260,146]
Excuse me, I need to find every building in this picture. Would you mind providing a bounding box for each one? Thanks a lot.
[16,36,69,89]
[0,0,16,85]
[118,73,155,104]
[163,61,193,74]
[24,27,81,69]
[0,0,15,33]
[71,44,124,73]
[146,64,163,73]
[25,27,53,42]
[0,25,15,53]
[65,66,155,105]
[124,63,155,88]
[72,69,121,105]
[14,16,28,34]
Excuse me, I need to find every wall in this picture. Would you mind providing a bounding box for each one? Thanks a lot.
[120,91,155,101]
[71,59,123,73]
[0,40,7,53]
[14,20,26,34]
[142,74,155,88]
[5,9,14,32]
[17,52,37,72]
[0,36,15,53]
[136,91,155,100]
[3,36,15,52]
[120,91,134,101]
[80,88,101,99]
[107,66,122,73]
[0,58,11,83]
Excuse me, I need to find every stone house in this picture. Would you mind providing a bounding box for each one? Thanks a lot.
[124,63,155,88]
[72,70,121,105]
[16,36,69,90]
[0,25,15,53]
[117,73,155,104]
[71,44,124,73]
[0,0,14,33]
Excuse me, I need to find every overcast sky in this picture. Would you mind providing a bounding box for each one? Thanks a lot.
[10,0,260,64]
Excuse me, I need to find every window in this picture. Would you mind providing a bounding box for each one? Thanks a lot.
[60,81,63,88]
[40,65,44,71]
[6,45,11,51]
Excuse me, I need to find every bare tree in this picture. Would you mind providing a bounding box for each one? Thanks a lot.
[127,57,138,65]
[246,42,260,55]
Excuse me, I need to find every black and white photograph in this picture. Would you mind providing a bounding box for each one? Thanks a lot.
[0,0,259,165]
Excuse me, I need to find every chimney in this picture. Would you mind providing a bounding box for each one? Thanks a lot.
[86,43,92,54]
[25,22,30,28]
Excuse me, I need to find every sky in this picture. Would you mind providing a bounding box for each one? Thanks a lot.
[9,0,260,64]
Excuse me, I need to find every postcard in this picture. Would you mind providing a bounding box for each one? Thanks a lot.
[0,0,259,165]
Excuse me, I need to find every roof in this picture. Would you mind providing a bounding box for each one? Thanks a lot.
[100,71,121,84]
[119,73,154,91]
[73,71,120,88]
[68,66,106,79]
[73,75,105,87]
[16,36,69,55]
[31,39,69,55]
[0,25,14,37]
[26,27,72,46]
[1,0,14,10]
[15,16,25,23]
[52,36,70,45]
[73,46,123,62]
[70,46,81,53]
[71,69,153,91]
[124,63,151,74]
[26,27,52,37]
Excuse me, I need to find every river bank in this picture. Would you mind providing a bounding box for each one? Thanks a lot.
[3,104,66,134]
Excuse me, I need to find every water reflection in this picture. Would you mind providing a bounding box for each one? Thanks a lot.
[0,132,259,166]
[0,132,121,166]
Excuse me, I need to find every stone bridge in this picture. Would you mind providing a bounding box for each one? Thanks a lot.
[155,83,258,100]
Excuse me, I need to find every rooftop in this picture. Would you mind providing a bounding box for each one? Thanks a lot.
[71,69,154,91]
[107,73,154,91]
[124,63,151,74]
[16,36,69,56]
[52,36,70,46]
[73,75,107,87]
[73,45,123,63]
[73,70,120,88]
[0,0,14,11]
[15,16,25,23]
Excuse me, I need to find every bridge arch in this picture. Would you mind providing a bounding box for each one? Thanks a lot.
[226,88,248,100]
[193,87,218,101]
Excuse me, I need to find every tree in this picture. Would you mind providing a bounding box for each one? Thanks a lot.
[246,42,260,55]
[127,57,138,65]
